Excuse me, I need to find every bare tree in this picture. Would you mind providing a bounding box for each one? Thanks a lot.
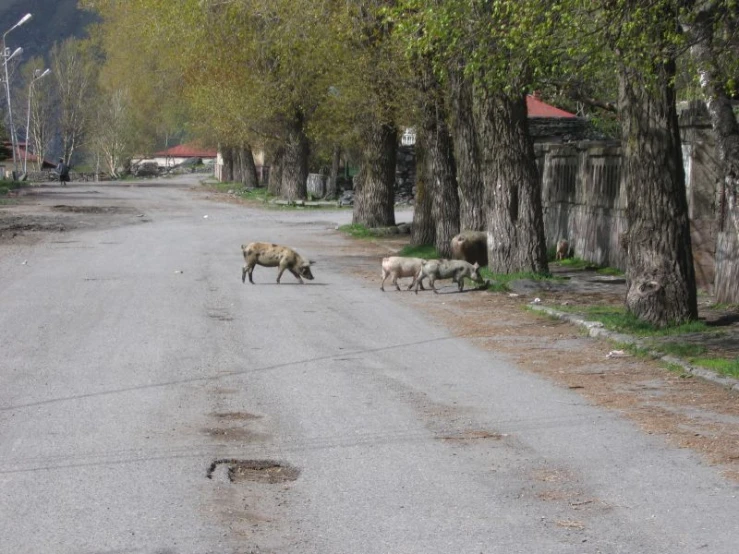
[20,59,56,171]
[89,88,133,178]
[50,38,98,164]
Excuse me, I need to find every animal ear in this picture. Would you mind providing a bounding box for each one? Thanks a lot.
[473,262,479,268]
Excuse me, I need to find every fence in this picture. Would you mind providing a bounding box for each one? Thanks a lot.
[537,133,738,303]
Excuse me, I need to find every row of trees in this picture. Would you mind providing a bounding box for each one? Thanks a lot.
[77,0,738,328]
[10,33,186,178]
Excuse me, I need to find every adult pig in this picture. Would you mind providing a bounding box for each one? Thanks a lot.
[414,259,485,294]
[241,242,315,284]
[381,256,426,291]
[451,231,488,267]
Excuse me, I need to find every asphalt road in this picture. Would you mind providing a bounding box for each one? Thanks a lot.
[1,177,737,554]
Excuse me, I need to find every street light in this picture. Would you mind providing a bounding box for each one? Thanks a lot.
[3,13,32,177]
[24,68,50,174]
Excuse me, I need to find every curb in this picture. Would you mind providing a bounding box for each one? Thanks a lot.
[529,305,739,393]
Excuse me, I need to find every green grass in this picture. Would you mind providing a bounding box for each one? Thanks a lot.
[552,304,739,379]
[396,244,439,259]
[555,257,596,270]
[338,224,375,239]
[690,357,739,379]
[557,305,710,337]
[0,179,26,197]
[479,268,555,292]
[651,341,708,358]
[553,256,624,276]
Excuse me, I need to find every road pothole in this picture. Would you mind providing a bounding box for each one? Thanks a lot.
[211,411,262,421]
[202,427,262,442]
[206,459,300,484]
[52,205,135,214]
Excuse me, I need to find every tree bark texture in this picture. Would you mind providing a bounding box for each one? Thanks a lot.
[688,11,739,242]
[220,146,234,182]
[477,91,548,274]
[325,145,341,200]
[411,133,435,246]
[352,121,397,228]
[281,112,309,201]
[267,148,283,197]
[423,97,460,257]
[236,145,260,188]
[618,61,698,326]
[449,64,485,232]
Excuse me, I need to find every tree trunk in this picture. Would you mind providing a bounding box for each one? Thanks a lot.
[221,146,234,182]
[411,132,435,246]
[352,121,397,227]
[618,60,698,326]
[238,145,260,188]
[687,11,739,241]
[420,79,459,257]
[325,145,341,200]
[281,111,309,201]
[477,90,548,274]
[449,63,485,232]
[267,148,283,196]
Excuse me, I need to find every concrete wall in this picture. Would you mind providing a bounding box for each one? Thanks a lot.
[537,123,737,302]
[538,142,627,270]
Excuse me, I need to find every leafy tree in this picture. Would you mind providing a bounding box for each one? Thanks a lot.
[582,0,698,326]
[340,1,412,228]
[393,0,552,273]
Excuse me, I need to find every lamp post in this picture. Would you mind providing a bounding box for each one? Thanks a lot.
[3,13,32,177]
[24,67,50,174]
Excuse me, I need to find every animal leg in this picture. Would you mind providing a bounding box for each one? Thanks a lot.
[429,276,439,294]
[381,270,388,291]
[288,267,305,284]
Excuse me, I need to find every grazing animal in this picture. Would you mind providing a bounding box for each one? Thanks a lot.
[241,242,315,284]
[414,259,485,294]
[556,239,569,261]
[381,256,426,291]
[451,231,488,267]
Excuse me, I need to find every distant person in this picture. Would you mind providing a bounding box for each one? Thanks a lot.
[56,158,70,185]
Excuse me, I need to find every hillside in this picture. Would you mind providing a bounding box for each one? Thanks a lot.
[0,0,95,62]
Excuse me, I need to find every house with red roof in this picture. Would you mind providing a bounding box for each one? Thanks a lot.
[147,142,218,168]
[0,140,55,177]
[400,95,586,147]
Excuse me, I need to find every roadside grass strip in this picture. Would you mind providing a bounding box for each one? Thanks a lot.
[530,303,739,386]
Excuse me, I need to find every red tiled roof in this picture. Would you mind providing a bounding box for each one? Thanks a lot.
[526,95,577,118]
[154,143,217,158]
[1,141,55,167]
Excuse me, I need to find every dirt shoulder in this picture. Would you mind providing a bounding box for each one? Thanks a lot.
[338,234,739,482]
